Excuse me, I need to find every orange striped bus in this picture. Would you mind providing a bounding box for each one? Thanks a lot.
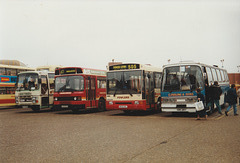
[0,62,34,107]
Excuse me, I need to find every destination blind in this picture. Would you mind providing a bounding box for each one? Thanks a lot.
[109,64,140,71]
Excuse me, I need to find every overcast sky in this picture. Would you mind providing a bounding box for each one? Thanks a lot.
[1,0,240,72]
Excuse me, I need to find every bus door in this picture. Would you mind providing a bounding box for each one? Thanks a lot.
[145,72,154,108]
[86,76,96,108]
[41,75,49,107]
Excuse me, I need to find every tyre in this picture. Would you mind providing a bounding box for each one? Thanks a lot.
[31,106,40,112]
[98,99,106,112]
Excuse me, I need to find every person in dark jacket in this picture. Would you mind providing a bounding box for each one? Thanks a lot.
[225,84,238,116]
[206,81,223,115]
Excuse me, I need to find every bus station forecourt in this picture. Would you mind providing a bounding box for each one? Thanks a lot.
[0,60,240,162]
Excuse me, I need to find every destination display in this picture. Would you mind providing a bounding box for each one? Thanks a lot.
[60,68,82,75]
[109,64,140,71]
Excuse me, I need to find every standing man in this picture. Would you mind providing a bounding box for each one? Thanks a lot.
[206,81,223,115]
[225,84,238,116]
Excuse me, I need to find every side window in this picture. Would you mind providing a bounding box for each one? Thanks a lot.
[220,70,225,82]
[41,76,48,94]
[211,68,218,81]
[91,78,96,89]
[216,69,222,82]
[48,73,55,89]
[206,67,213,84]
[6,69,11,75]
[224,71,229,81]
[97,78,106,89]
[0,87,7,94]
[0,68,6,75]
[154,72,162,88]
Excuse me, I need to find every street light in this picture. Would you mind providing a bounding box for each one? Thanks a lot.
[220,59,224,68]
[168,59,171,64]
[237,65,240,72]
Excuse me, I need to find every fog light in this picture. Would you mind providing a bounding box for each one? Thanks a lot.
[134,101,139,105]
[109,101,113,105]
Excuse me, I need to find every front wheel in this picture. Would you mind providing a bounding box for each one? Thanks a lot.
[98,99,106,112]
[31,106,40,112]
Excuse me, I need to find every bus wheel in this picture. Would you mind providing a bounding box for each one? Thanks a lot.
[123,110,132,114]
[98,99,106,112]
[72,108,80,113]
[32,106,40,112]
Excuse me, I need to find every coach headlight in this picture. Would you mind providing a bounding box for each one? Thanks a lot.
[134,101,139,105]
[32,97,37,103]
[109,101,113,105]
[74,97,81,101]
[54,97,58,101]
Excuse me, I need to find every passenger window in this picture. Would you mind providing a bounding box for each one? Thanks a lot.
[154,73,161,88]
[220,70,225,82]
[224,71,229,81]
[211,68,218,81]
[41,76,48,95]
[97,78,106,89]
[216,69,222,82]
[206,67,213,84]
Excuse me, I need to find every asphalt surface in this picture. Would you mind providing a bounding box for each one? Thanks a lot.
[0,106,240,163]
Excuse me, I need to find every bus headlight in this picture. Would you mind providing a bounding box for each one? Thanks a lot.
[134,101,139,105]
[54,97,58,101]
[32,97,37,103]
[109,101,113,105]
[74,97,82,101]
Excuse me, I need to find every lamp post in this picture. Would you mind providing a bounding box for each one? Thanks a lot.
[168,59,171,64]
[220,59,224,68]
[237,65,240,72]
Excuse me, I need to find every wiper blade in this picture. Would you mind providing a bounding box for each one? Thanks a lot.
[58,85,66,92]
[127,89,133,97]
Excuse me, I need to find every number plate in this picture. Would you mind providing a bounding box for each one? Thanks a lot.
[61,105,69,108]
[119,105,128,108]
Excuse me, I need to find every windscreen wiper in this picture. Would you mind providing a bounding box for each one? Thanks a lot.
[58,85,66,92]
[127,89,133,97]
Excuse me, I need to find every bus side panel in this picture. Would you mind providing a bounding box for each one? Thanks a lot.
[0,94,15,106]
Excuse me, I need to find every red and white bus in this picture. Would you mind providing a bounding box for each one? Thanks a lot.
[54,67,107,112]
[106,63,162,113]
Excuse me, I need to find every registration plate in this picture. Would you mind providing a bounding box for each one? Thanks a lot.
[61,105,69,108]
[119,105,128,108]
